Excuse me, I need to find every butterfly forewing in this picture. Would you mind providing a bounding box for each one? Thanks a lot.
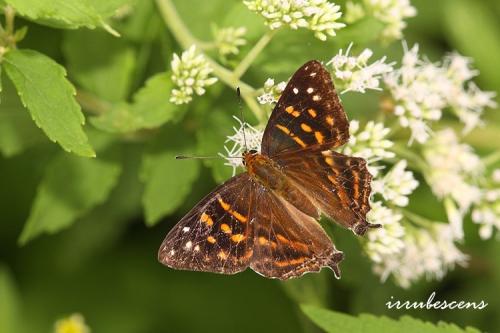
[250,188,344,280]
[158,174,255,274]
[261,60,349,156]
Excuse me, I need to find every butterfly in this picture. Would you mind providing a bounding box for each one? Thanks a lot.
[158,60,379,280]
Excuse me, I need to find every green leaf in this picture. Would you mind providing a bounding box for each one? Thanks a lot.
[18,134,122,244]
[141,126,200,226]
[63,29,136,102]
[0,265,21,333]
[91,72,183,133]
[87,0,136,18]
[2,49,95,157]
[5,0,105,31]
[334,17,386,48]
[0,77,46,157]
[301,305,482,333]
[443,0,500,92]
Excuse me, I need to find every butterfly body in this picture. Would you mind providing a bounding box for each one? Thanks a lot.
[158,60,379,280]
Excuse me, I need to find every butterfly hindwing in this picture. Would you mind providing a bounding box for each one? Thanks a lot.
[277,148,375,235]
[158,174,255,274]
[261,60,349,156]
[250,186,344,280]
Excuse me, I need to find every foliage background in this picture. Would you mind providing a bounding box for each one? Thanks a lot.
[0,0,499,332]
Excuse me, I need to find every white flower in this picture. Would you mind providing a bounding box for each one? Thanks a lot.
[244,0,345,41]
[363,0,416,41]
[326,43,394,93]
[221,116,263,175]
[342,120,395,176]
[257,78,287,105]
[170,46,218,105]
[365,201,405,263]
[472,170,500,240]
[372,160,418,206]
[374,224,467,288]
[54,313,90,333]
[213,26,247,57]
[344,1,365,23]
[384,44,496,142]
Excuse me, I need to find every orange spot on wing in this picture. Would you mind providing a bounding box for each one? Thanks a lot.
[200,212,214,226]
[258,236,268,245]
[315,131,325,144]
[300,123,312,132]
[218,251,228,260]
[275,124,290,135]
[231,234,246,243]
[276,234,289,243]
[220,223,232,234]
[292,136,307,148]
[207,236,216,244]
[285,106,300,117]
[326,115,334,126]
[307,109,317,118]
[325,157,334,166]
[230,210,248,223]
[217,197,231,211]
[275,257,306,267]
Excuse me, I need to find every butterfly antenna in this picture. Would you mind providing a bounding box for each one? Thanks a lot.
[175,155,243,160]
[237,87,249,152]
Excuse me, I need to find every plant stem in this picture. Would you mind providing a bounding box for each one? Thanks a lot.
[400,208,436,228]
[483,150,500,167]
[4,5,15,35]
[391,142,428,172]
[233,30,276,79]
[155,0,266,122]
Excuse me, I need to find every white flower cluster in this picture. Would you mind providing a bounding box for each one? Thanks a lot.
[384,44,496,143]
[221,117,264,175]
[257,78,287,105]
[243,0,345,41]
[342,120,395,176]
[326,43,394,93]
[374,224,467,288]
[472,169,500,240]
[372,160,418,206]
[170,46,218,105]
[213,26,247,57]
[345,0,416,41]
[423,129,483,236]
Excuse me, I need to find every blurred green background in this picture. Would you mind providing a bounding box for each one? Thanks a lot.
[1,0,499,332]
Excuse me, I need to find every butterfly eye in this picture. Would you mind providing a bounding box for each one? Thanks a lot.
[249,149,258,155]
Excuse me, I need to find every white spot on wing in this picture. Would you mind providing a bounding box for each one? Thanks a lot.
[293,88,299,94]
[313,95,321,101]
[182,227,190,232]
[169,250,175,256]
[194,245,200,251]
[310,72,317,77]
[185,241,193,249]
[307,87,314,94]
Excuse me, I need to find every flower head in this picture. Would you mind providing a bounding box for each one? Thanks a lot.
[54,313,90,333]
[363,0,417,41]
[341,120,395,176]
[373,224,467,288]
[244,0,345,41]
[257,78,287,105]
[326,43,394,93]
[384,43,496,143]
[213,26,247,57]
[472,169,500,240]
[365,201,406,263]
[221,117,263,175]
[372,160,418,206]
[170,45,218,105]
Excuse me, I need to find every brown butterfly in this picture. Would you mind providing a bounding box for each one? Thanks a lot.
[158,60,379,280]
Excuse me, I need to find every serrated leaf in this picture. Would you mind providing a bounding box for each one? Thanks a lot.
[0,266,21,333]
[2,49,95,157]
[5,0,103,30]
[91,72,182,133]
[141,126,200,226]
[63,29,136,102]
[18,136,122,244]
[0,77,46,157]
[301,305,482,333]
[87,0,136,18]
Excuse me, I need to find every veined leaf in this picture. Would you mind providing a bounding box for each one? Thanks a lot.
[301,305,482,333]
[0,265,21,333]
[18,135,122,245]
[91,72,183,133]
[2,49,95,157]
[0,77,46,157]
[63,29,136,102]
[141,126,200,226]
[5,0,104,31]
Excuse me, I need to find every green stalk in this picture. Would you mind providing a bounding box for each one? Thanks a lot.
[233,30,276,79]
[155,0,266,122]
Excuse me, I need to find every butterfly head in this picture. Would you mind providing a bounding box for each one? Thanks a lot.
[242,149,259,167]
